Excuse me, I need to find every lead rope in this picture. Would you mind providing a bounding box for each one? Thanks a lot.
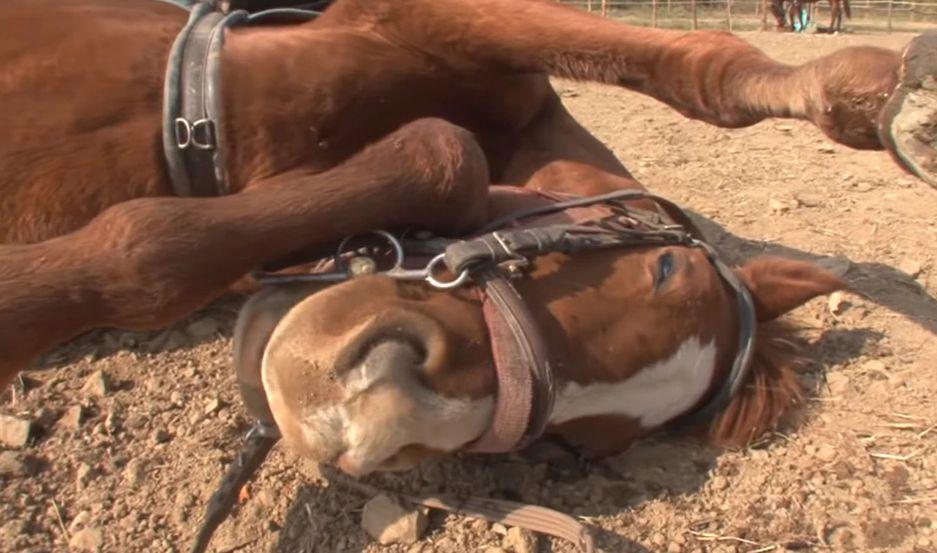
[189,421,281,553]
[324,467,596,553]
[188,423,595,553]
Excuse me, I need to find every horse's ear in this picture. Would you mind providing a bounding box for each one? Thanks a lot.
[736,257,846,322]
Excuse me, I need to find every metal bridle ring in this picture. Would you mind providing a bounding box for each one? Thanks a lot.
[425,254,471,289]
[336,230,405,273]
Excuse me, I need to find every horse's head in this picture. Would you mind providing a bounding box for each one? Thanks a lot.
[250,201,844,477]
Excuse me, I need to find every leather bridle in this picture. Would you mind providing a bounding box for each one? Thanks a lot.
[187,187,758,553]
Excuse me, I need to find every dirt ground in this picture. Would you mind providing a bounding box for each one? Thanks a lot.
[2,31,936,553]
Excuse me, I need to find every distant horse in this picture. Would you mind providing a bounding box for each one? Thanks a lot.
[770,0,851,33]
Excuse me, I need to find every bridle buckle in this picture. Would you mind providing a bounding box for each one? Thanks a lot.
[174,117,217,150]
[492,231,531,275]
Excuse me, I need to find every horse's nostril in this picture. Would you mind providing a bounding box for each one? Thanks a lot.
[360,337,426,372]
[334,324,428,378]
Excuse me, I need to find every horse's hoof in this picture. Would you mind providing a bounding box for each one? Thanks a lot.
[878,30,937,189]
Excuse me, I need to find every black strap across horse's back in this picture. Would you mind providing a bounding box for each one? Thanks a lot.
[162,1,320,197]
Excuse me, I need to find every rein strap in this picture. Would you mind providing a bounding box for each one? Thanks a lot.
[326,467,595,553]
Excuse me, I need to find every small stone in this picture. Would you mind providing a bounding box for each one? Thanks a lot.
[81,370,111,397]
[76,462,96,487]
[852,182,873,192]
[768,198,790,213]
[68,511,92,533]
[492,523,509,535]
[828,291,851,316]
[795,193,824,208]
[124,459,146,487]
[186,317,219,339]
[59,405,86,431]
[204,397,223,416]
[898,258,923,278]
[503,526,538,553]
[651,533,667,546]
[152,429,171,444]
[0,414,32,448]
[69,527,103,551]
[435,537,455,550]
[469,519,489,534]
[862,359,888,373]
[104,410,119,434]
[776,124,794,132]
[0,451,33,477]
[815,444,837,462]
[361,494,428,545]
[826,372,853,396]
[256,489,275,507]
[818,144,835,153]
[710,476,729,491]
[169,391,184,407]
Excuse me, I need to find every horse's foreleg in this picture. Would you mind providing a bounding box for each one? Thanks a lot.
[0,118,489,387]
[357,0,898,150]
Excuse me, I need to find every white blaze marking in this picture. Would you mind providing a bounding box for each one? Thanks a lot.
[550,336,717,428]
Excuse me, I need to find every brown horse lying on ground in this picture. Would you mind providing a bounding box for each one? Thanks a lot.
[1,0,935,397]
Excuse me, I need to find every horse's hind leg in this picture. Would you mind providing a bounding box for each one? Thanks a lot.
[879,31,937,189]
[0,118,490,386]
[354,0,897,149]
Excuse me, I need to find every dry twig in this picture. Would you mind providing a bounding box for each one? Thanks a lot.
[50,499,69,541]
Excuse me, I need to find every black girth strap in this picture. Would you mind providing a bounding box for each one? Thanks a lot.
[162,1,319,197]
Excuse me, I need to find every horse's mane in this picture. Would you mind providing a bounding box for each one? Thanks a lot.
[708,320,810,447]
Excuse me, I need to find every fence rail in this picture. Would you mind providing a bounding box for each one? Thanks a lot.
[557,0,937,32]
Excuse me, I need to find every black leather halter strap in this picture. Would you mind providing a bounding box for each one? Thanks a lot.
[435,189,758,435]
[162,1,319,197]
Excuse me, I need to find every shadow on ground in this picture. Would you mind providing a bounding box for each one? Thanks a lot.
[689,210,937,336]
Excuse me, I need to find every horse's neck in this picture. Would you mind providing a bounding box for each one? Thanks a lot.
[220,26,333,191]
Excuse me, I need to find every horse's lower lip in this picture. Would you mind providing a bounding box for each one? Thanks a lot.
[336,452,367,477]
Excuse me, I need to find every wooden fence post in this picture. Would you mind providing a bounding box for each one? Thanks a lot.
[601,0,608,17]
[887,0,894,33]
[667,0,672,14]
[587,0,593,12]
[652,0,659,27]
[726,0,733,30]
[692,0,698,29]
[761,0,768,30]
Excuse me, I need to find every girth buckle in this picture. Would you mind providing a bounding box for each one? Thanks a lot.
[174,117,217,150]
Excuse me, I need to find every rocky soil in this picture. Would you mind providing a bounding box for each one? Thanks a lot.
[1,31,935,553]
